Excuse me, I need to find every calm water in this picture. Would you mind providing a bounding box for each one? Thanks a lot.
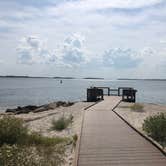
[0,78,166,109]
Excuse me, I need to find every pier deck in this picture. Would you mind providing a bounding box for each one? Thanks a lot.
[77,96,166,166]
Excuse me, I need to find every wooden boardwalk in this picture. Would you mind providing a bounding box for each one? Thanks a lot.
[77,96,166,166]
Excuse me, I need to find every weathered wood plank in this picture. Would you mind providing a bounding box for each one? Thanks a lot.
[77,97,166,166]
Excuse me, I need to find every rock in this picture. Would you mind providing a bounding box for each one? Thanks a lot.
[5,101,75,114]
[6,108,16,113]
[56,101,74,107]
[33,106,48,113]
[6,105,39,114]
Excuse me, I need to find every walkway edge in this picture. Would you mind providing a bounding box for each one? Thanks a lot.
[84,101,102,110]
[74,101,100,166]
[112,107,166,156]
[74,110,85,166]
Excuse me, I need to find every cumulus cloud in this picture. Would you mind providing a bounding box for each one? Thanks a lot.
[18,35,162,71]
[17,34,89,67]
[139,47,166,67]
[17,36,54,65]
[60,33,89,66]
[140,47,156,57]
[102,48,142,69]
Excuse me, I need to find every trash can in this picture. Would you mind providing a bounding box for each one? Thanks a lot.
[87,87,103,102]
[122,88,137,103]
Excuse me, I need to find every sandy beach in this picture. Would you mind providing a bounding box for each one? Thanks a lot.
[8,101,94,166]
[1,100,166,165]
[115,102,166,131]
[114,102,166,151]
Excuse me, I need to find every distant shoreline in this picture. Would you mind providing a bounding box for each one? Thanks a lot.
[0,75,104,80]
[0,76,75,79]
[0,76,166,81]
[118,78,166,81]
[83,77,104,80]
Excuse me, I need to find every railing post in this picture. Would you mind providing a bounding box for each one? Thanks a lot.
[118,88,120,96]
[108,88,110,96]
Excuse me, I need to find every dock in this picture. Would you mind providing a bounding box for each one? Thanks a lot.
[76,96,166,166]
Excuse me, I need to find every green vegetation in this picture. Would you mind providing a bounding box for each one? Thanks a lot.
[25,132,69,146]
[130,103,144,112]
[0,116,70,166]
[0,116,28,145]
[51,114,73,131]
[143,113,166,147]
[72,134,78,149]
[0,144,66,166]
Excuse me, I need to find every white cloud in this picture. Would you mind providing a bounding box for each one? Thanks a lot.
[17,36,53,64]
[60,33,89,66]
[80,0,162,9]
[139,47,156,58]
[17,34,89,67]
[1,0,166,78]
[50,0,163,15]
[102,48,142,69]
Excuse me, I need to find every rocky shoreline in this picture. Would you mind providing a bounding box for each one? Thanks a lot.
[5,101,74,114]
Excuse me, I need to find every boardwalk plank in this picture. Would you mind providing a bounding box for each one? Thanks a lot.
[77,97,166,166]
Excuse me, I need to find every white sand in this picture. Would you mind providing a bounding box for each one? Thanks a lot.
[115,102,166,151]
[115,102,166,131]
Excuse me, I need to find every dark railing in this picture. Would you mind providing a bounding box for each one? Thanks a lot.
[95,87,110,96]
[87,86,137,103]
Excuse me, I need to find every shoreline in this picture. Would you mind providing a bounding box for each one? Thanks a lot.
[0,100,166,165]
[1,100,166,112]
[0,101,94,166]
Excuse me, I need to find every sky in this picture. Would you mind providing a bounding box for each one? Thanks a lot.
[0,0,166,79]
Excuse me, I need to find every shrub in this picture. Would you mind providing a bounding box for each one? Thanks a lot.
[0,116,69,166]
[130,103,144,112]
[0,144,66,166]
[72,134,78,149]
[51,115,73,131]
[0,116,28,146]
[26,132,69,146]
[143,113,166,147]
[0,144,39,166]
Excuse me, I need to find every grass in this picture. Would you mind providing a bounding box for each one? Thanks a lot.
[0,115,28,146]
[0,116,71,166]
[118,105,130,109]
[130,103,144,112]
[143,113,166,147]
[0,144,66,166]
[25,132,69,146]
[72,134,78,149]
[51,114,73,131]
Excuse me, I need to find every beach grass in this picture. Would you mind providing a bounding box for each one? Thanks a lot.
[130,103,144,112]
[51,114,73,131]
[0,115,70,166]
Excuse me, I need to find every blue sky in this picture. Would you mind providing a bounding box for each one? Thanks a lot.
[0,0,166,78]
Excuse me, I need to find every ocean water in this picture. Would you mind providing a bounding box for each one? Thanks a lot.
[0,77,166,109]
